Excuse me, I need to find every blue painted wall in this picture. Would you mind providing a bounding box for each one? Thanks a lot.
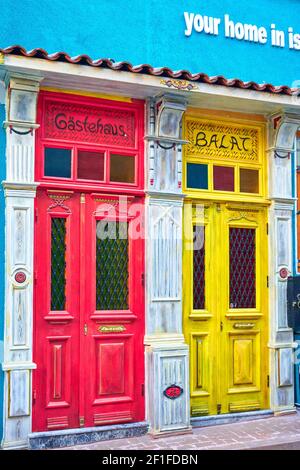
[0,104,6,442]
[1,0,300,86]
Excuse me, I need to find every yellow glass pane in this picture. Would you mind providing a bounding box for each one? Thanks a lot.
[240,168,259,193]
[110,154,135,183]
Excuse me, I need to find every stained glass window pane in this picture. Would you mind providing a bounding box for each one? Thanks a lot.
[213,165,234,191]
[187,163,208,189]
[44,147,71,178]
[51,218,67,311]
[193,225,205,310]
[77,150,104,181]
[96,221,129,310]
[229,227,256,309]
[110,154,135,183]
[240,168,259,193]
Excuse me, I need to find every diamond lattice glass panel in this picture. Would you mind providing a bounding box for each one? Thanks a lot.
[96,221,129,310]
[229,228,256,309]
[193,225,205,310]
[51,217,67,311]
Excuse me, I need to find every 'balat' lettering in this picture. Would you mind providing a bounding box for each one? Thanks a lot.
[195,131,251,151]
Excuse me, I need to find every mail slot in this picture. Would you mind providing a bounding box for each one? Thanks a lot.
[287,276,300,333]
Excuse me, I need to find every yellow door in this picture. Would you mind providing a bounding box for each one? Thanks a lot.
[184,201,269,416]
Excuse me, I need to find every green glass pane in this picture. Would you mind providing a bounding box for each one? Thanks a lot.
[51,218,66,311]
[96,221,129,310]
[187,163,208,189]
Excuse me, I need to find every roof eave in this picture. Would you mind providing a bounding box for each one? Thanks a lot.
[1,53,299,116]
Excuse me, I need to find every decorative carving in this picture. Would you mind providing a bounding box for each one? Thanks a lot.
[160,79,198,91]
[44,100,136,148]
[193,204,209,220]
[228,208,258,223]
[93,196,135,220]
[13,290,26,346]
[47,194,72,213]
[93,198,120,205]
[185,118,260,162]
[15,209,26,265]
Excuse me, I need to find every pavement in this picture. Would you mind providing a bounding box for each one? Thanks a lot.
[61,409,300,450]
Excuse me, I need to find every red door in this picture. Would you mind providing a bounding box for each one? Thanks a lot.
[33,189,145,431]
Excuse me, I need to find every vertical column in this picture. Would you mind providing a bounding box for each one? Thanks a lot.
[268,113,300,414]
[1,75,40,448]
[145,96,191,435]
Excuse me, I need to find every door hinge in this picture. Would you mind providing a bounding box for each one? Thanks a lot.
[79,416,85,427]
[266,222,269,235]
[217,404,221,414]
[220,321,223,332]
[35,208,38,221]
[267,276,269,288]
[141,273,145,287]
[33,389,37,403]
[141,383,144,396]
[84,324,88,336]
[267,375,270,388]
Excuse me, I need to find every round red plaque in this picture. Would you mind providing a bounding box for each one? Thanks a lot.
[15,272,26,283]
[279,268,289,279]
[163,384,183,400]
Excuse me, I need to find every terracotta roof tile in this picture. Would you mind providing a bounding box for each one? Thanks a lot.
[1,45,299,96]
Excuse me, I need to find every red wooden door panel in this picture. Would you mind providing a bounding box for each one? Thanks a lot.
[82,193,145,427]
[33,190,145,431]
[33,189,80,431]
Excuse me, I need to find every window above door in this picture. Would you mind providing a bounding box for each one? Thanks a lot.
[36,91,144,191]
[183,114,266,200]
[42,145,137,186]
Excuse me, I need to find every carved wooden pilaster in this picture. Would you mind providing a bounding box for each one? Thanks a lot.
[267,113,300,414]
[1,75,40,448]
[145,97,190,435]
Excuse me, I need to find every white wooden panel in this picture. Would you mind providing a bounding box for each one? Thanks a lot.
[9,370,30,417]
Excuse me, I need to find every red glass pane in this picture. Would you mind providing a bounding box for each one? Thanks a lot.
[77,150,104,181]
[213,166,234,191]
[229,228,256,309]
[193,225,205,310]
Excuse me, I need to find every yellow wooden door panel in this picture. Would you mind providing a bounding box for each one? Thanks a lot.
[183,202,219,416]
[219,204,268,414]
[183,201,268,416]
[190,332,211,396]
[229,332,260,391]
[233,337,254,385]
